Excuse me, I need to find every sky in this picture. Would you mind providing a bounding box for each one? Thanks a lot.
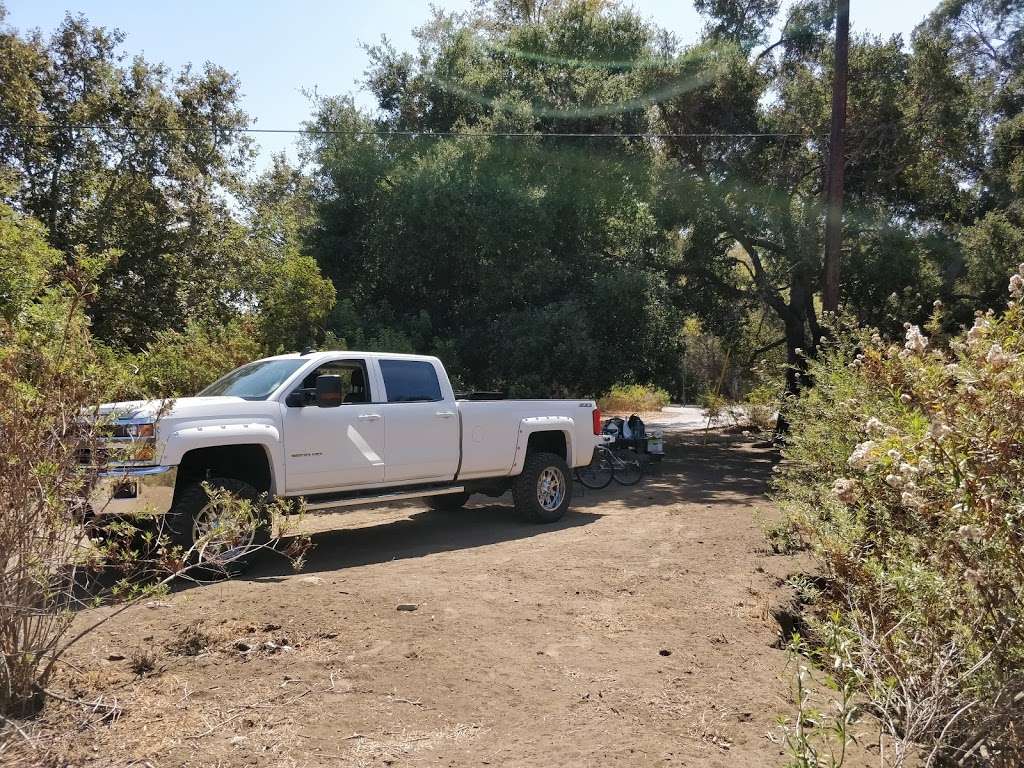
[5,0,940,170]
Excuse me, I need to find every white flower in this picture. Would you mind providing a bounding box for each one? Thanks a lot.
[956,524,983,543]
[900,393,912,404]
[929,419,952,442]
[1009,274,1023,299]
[899,462,919,478]
[832,477,858,504]
[887,449,902,461]
[986,343,1017,371]
[901,491,924,510]
[871,333,882,345]
[885,474,904,488]
[848,440,877,470]
[918,457,934,474]
[966,317,990,347]
[904,325,928,355]
[866,417,887,435]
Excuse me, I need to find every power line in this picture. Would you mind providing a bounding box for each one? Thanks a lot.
[0,123,824,140]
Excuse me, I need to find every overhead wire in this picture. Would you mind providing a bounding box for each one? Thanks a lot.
[0,123,826,140]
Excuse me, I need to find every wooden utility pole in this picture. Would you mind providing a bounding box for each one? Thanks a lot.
[822,0,850,314]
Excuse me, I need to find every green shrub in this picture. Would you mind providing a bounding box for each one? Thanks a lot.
[104,319,264,401]
[597,383,671,413]
[743,382,780,433]
[774,272,1024,765]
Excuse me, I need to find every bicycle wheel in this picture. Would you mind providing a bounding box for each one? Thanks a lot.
[612,450,643,486]
[576,449,614,489]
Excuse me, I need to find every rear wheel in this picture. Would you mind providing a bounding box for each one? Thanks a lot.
[513,452,572,523]
[164,477,270,578]
[425,490,471,511]
[576,449,613,489]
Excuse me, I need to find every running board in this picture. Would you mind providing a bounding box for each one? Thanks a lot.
[296,485,466,512]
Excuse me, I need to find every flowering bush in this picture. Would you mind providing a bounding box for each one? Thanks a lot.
[774,267,1024,765]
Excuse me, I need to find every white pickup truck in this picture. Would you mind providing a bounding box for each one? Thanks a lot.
[88,351,601,570]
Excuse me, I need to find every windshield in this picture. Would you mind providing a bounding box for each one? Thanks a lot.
[197,359,305,400]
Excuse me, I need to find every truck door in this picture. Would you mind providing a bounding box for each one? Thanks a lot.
[282,358,386,492]
[377,358,460,483]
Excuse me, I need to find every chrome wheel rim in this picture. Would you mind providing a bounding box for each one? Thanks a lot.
[192,502,256,563]
[536,466,566,511]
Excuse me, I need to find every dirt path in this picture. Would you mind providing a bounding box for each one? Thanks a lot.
[44,433,810,767]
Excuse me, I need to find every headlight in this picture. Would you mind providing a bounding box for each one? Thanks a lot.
[111,421,155,439]
[126,422,155,439]
[99,420,158,465]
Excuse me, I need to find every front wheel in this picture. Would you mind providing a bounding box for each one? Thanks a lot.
[513,452,572,523]
[164,477,270,578]
[612,450,643,486]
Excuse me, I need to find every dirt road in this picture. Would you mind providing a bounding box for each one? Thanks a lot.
[44,433,810,767]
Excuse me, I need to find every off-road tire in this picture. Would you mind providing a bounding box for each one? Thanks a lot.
[425,491,472,511]
[513,451,572,523]
[164,477,270,578]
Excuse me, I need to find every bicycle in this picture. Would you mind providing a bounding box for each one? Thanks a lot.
[576,443,643,489]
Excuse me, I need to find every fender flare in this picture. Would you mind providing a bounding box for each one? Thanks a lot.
[160,423,285,495]
[510,416,576,476]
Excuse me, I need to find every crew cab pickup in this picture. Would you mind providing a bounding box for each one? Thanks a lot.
[88,351,601,570]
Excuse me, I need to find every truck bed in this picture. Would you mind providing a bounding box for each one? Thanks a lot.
[456,398,597,479]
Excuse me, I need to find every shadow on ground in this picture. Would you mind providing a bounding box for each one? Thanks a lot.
[247,504,601,580]
[570,431,779,512]
[243,431,779,581]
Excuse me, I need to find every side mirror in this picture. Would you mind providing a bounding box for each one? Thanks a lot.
[316,374,343,407]
[285,391,306,408]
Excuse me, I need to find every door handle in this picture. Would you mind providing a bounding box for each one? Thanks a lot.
[435,411,456,419]
[357,413,381,421]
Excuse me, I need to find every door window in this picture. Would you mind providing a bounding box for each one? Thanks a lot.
[292,361,369,406]
[379,360,443,403]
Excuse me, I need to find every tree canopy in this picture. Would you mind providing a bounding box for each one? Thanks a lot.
[0,5,334,354]
[0,0,1021,400]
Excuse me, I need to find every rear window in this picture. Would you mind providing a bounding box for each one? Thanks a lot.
[380,360,443,403]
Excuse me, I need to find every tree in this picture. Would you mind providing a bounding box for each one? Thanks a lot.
[647,0,982,394]
[694,0,780,51]
[303,2,685,395]
[925,0,1024,311]
[0,7,254,347]
[243,155,336,352]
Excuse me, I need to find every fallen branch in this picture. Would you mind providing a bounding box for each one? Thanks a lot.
[39,687,124,722]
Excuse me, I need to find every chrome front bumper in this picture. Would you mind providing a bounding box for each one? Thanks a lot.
[88,465,177,518]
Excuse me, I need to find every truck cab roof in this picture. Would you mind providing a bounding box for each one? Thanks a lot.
[261,351,441,365]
